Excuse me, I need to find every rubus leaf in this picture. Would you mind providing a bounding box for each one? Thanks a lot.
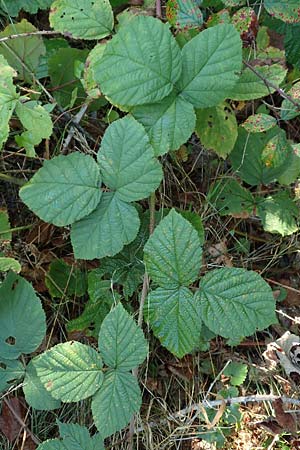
[284,24,300,68]
[50,0,113,40]
[0,273,46,360]
[36,440,62,450]
[19,153,102,227]
[98,117,163,201]
[83,43,106,99]
[145,287,202,357]
[230,127,293,185]
[223,362,248,386]
[34,341,103,402]
[0,19,46,82]
[257,192,299,236]
[0,358,24,392]
[197,268,277,340]
[242,113,277,133]
[48,47,89,108]
[92,369,142,438]
[228,64,287,100]
[144,209,202,288]
[0,210,12,242]
[195,102,238,157]
[99,303,148,370]
[278,144,300,185]
[0,0,52,16]
[223,0,245,5]
[0,257,21,272]
[45,259,87,298]
[71,193,140,259]
[264,0,300,24]
[94,15,182,107]
[280,81,300,121]
[58,422,104,450]
[177,24,242,108]
[15,100,53,157]
[208,178,255,217]
[166,0,203,30]
[132,92,196,156]
[23,360,61,411]
[0,55,19,151]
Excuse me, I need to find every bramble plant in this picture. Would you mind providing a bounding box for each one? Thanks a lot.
[1,0,300,447]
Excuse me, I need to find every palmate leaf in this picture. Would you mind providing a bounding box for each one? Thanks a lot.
[99,303,148,370]
[33,341,103,402]
[50,0,113,40]
[94,16,182,106]
[71,193,140,259]
[0,273,46,360]
[132,92,196,156]
[98,116,163,201]
[144,209,203,288]
[197,268,277,341]
[92,369,142,438]
[177,24,242,108]
[145,287,202,357]
[0,55,19,150]
[36,423,104,450]
[0,358,24,392]
[19,153,102,226]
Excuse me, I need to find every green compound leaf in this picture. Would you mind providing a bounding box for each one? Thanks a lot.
[58,422,104,450]
[242,113,277,133]
[145,287,202,357]
[257,192,299,236]
[278,144,300,185]
[230,127,293,185]
[15,100,53,157]
[0,19,46,82]
[0,358,24,392]
[177,24,242,108]
[50,0,113,40]
[144,209,202,288]
[197,268,277,341]
[208,178,255,217]
[99,303,148,370]
[0,0,52,16]
[98,117,163,202]
[0,55,19,151]
[45,259,87,298]
[92,369,142,438]
[0,257,21,273]
[0,273,46,360]
[195,103,238,158]
[23,360,61,410]
[228,64,287,100]
[34,341,103,402]
[94,16,182,107]
[166,0,203,30]
[71,193,140,259]
[223,362,248,386]
[19,153,101,227]
[264,0,300,24]
[132,92,196,156]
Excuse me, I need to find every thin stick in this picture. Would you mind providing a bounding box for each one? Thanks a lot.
[243,60,300,110]
[156,0,162,19]
[62,102,89,154]
[0,30,60,43]
[3,398,40,445]
[0,173,25,186]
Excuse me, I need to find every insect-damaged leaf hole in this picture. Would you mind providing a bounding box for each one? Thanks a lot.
[5,336,16,345]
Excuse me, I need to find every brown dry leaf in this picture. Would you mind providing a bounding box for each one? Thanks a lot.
[207,240,233,267]
[263,331,300,381]
[0,398,26,442]
[273,398,297,434]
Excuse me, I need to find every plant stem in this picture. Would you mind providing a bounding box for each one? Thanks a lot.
[243,60,300,109]
[156,0,162,19]
[0,30,60,43]
[0,224,33,235]
[128,191,156,448]
[0,173,25,186]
